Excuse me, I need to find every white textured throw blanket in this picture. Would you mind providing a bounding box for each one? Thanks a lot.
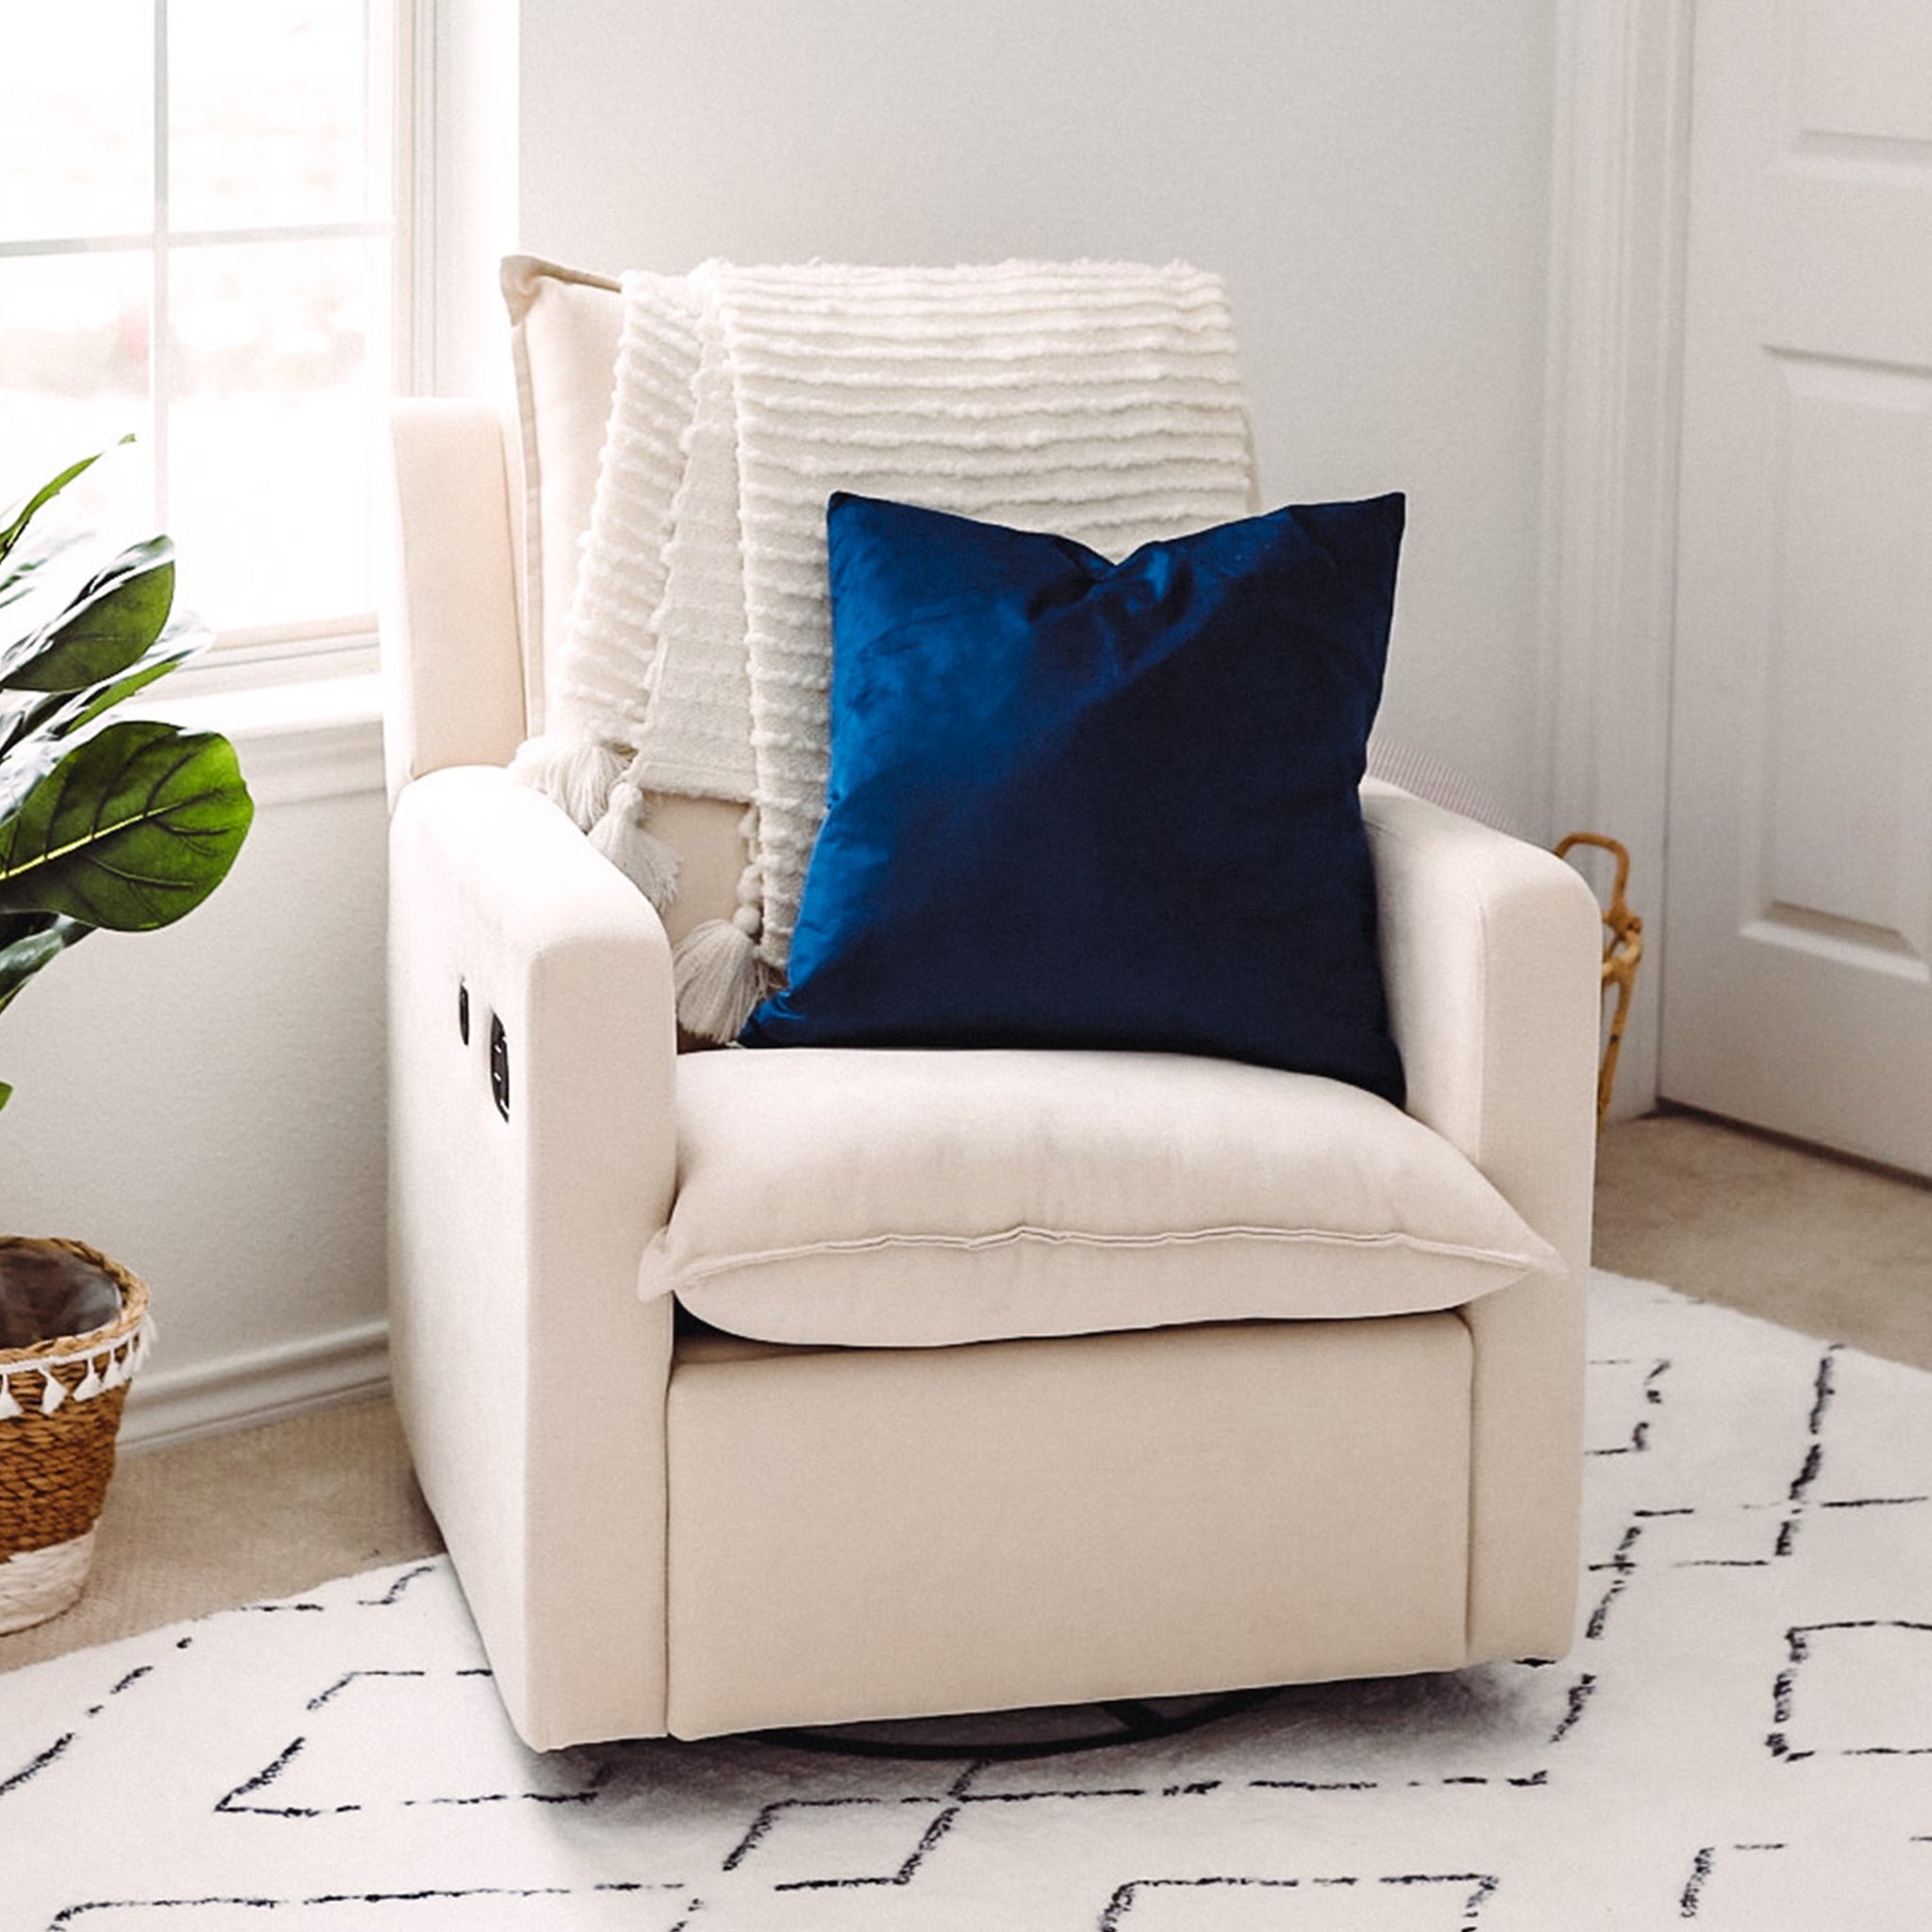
[518,258,1257,1038]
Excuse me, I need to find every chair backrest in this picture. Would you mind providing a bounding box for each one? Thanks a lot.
[502,256,621,733]
[487,254,1268,974]
[500,256,755,953]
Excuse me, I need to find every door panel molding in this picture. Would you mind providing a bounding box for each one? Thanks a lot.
[1744,906,1930,983]
[1759,355,1932,958]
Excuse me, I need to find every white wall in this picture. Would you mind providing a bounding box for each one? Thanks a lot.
[1,693,391,1444]
[422,0,522,403]
[519,0,1560,831]
[2,3,1565,1443]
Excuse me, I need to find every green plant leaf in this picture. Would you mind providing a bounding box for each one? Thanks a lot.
[0,913,91,1122]
[0,719,253,930]
[0,440,130,567]
[0,719,70,826]
[0,527,91,613]
[0,913,87,1012]
[0,624,208,761]
[0,536,176,694]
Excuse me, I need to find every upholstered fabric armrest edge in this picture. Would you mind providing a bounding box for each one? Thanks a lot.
[1363,782,1602,1274]
[387,763,676,1747]
[389,762,680,1274]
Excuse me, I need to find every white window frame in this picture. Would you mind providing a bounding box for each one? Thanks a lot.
[1,0,421,682]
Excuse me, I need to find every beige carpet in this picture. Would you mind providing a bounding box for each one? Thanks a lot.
[3,1107,1927,1678]
[0,1395,441,1672]
[1593,1108,1932,1373]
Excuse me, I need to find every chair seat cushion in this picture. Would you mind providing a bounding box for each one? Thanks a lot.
[642,1046,1560,1348]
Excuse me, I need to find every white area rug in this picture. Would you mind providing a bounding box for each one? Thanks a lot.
[4,1273,1929,1929]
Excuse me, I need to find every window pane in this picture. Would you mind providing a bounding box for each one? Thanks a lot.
[170,0,384,234]
[0,7,153,242]
[0,253,156,541]
[167,237,385,632]
[3,5,406,649]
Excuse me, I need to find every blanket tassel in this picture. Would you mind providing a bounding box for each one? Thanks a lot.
[590,780,680,907]
[675,840,765,1041]
[509,734,626,831]
[673,914,763,1042]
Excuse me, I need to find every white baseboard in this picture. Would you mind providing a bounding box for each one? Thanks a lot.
[118,1319,391,1452]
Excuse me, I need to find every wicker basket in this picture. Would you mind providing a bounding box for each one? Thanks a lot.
[0,1238,153,1635]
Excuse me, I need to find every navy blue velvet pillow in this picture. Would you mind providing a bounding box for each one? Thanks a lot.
[739,491,1407,1105]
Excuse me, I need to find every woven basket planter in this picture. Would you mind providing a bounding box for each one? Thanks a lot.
[0,1238,153,1636]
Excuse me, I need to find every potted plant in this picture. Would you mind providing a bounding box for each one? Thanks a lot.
[0,444,253,1632]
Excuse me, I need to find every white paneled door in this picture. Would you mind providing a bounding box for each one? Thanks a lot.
[1662,0,1932,1174]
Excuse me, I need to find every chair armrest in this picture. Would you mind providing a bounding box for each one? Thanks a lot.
[1364,781,1602,1663]
[381,401,528,804]
[1363,780,1602,1273]
[388,764,677,1746]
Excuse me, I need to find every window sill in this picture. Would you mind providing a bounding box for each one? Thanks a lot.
[170,628,380,697]
[142,669,388,810]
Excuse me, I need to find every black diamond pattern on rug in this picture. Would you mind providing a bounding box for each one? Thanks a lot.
[4,1274,1929,1930]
